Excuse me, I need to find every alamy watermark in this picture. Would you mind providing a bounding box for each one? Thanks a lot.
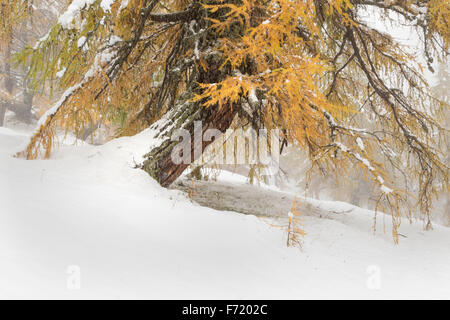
[67,265,81,290]
[366,265,381,290]
[170,121,280,174]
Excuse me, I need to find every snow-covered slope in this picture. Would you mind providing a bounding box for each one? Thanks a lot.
[0,126,449,299]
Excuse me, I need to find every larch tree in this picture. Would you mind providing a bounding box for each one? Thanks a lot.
[0,0,64,125]
[10,0,449,241]
[433,59,449,224]
[0,0,28,126]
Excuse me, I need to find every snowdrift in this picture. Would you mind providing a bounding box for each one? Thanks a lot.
[0,127,449,299]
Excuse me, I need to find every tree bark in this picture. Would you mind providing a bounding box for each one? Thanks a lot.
[0,105,5,127]
[140,6,240,187]
[1,24,13,127]
[141,92,236,187]
[1,99,35,123]
[20,81,34,123]
[20,12,35,124]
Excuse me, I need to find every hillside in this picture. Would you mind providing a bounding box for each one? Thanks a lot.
[0,125,449,299]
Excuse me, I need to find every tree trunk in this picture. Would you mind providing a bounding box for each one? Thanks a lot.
[141,92,236,187]
[1,27,13,127]
[79,120,102,141]
[0,80,35,124]
[140,12,242,187]
[18,77,34,124]
[18,11,35,124]
[1,99,35,123]
[0,105,5,127]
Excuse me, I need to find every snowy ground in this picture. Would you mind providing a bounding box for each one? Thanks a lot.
[0,125,449,299]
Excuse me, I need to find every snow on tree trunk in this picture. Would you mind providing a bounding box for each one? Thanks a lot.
[141,38,238,187]
[141,92,236,187]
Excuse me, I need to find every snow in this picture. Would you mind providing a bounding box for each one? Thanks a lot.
[33,31,50,50]
[77,36,86,49]
[356,154,375,171]
[56,67,66,78]
[194,40,200,60]
[248,88,259,107]
[0,126,449,299]
[119,0,129,12]
[58,0,96,29]
[356,137,364,151]
[108,35,122,46]
[335,141,349,152]
[100,0,114,13]
[380,185,393,194]
[189,21,200,60]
